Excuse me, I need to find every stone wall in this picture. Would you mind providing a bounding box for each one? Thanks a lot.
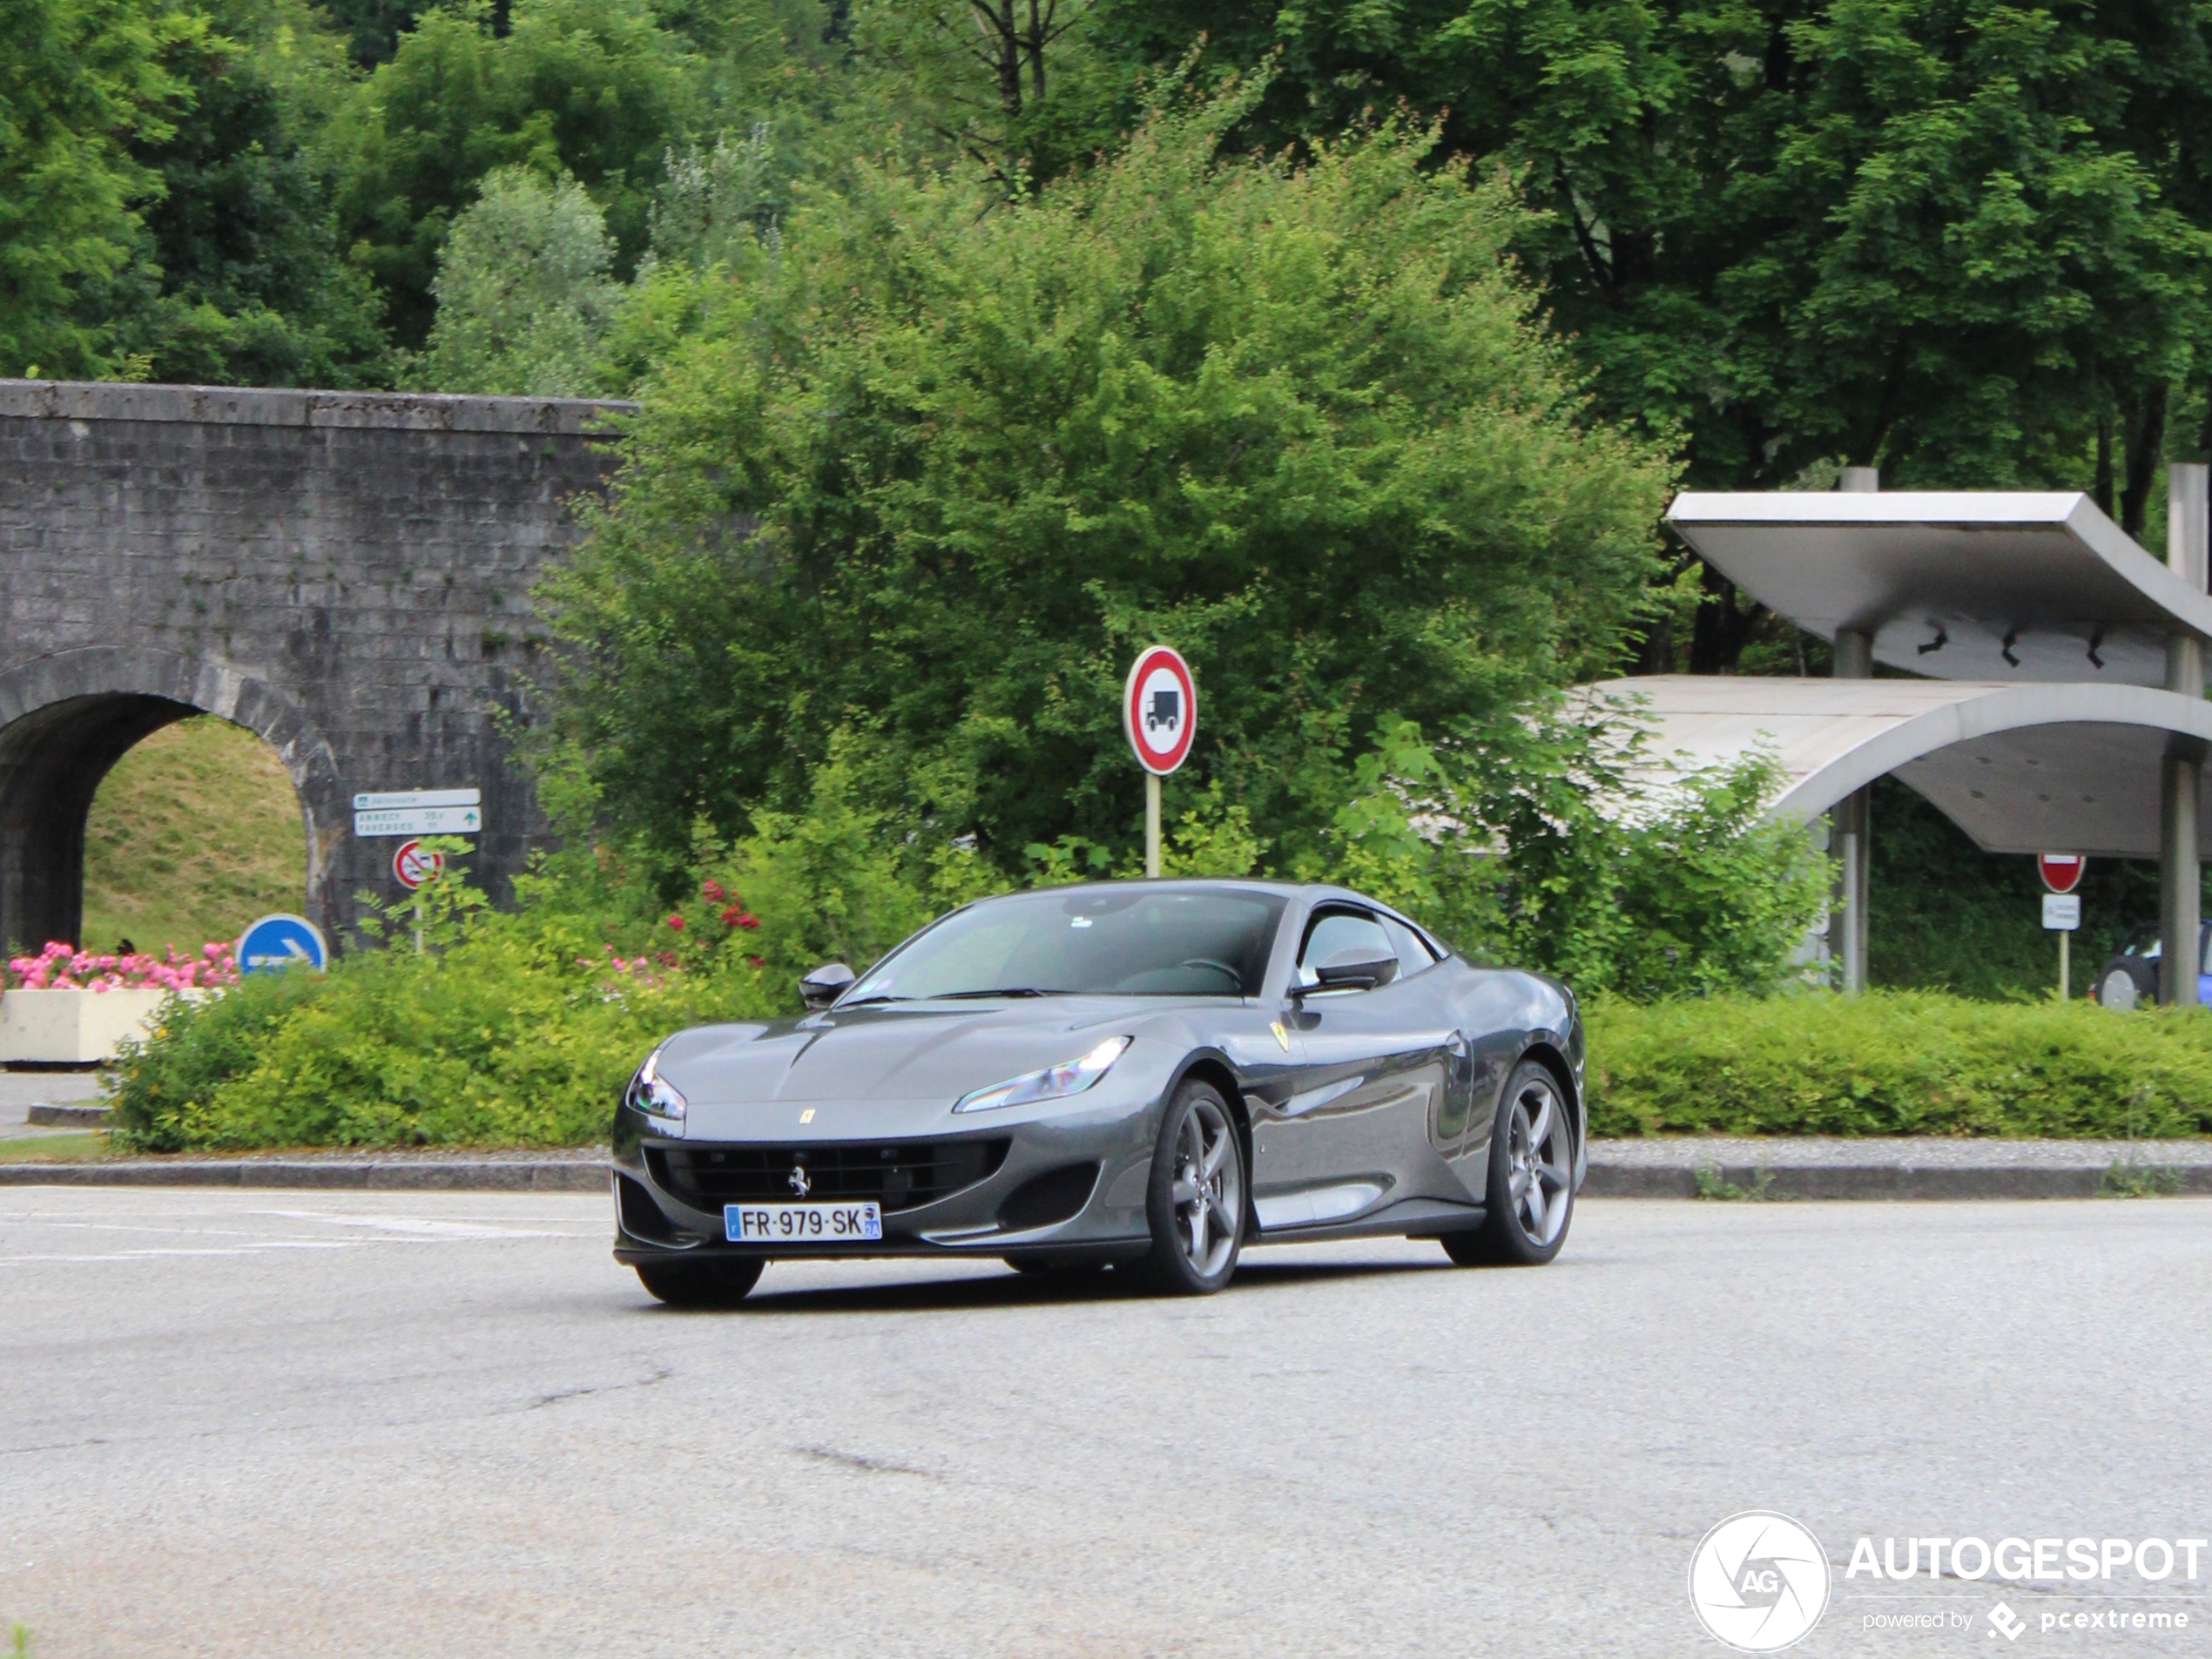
[0,379,632,952]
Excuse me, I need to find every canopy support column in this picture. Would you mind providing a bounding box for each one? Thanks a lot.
[2161,463,2207,1006]
[1830,466,1879,995]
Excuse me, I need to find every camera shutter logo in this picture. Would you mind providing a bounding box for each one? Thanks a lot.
[1689,1511,1831,1652]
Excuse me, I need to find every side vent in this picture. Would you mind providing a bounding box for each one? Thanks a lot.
[614,1170,681,1243]
[997,1163,1102,1232]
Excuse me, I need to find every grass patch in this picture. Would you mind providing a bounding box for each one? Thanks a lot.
[0,1131,108,1163]
[1588,991,2212,1138]
[1693,1164,1777,1200]
[77,717,304,955]
[2099,1160,2185,1197]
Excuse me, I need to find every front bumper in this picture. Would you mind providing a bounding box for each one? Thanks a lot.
[610,1096,1159,1264]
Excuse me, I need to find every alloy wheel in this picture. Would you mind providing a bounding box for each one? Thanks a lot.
[1505,1077,1572,1248]
[1169,1096,1241,1278]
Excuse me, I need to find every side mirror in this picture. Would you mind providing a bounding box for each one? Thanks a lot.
[1296,947,1399,995]
[799,961,856,1011]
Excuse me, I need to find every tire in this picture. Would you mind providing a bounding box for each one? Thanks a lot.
[1440,1060,1575,1267]
[1140,1080,1246,1295]
[635,1257,765,1307]
[2097,966,2143,1010]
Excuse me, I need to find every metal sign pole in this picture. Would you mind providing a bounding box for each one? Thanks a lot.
[2059,928,2069,1001]
[1145,773,1161,879]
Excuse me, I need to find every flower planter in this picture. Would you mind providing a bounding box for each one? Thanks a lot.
[0,988,195,1064]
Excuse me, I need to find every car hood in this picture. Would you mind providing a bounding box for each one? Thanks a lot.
[652,995,1224,1107]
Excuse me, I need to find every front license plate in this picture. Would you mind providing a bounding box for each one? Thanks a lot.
[725,1202,883,1244]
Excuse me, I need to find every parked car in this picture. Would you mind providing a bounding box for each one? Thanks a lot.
[610,880,1586,1304]
[2094,921,2212,1008]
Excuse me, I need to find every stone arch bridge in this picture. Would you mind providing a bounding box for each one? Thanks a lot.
[0,379,629,954]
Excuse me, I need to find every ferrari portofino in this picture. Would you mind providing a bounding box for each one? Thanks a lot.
[610,880,1584,1302]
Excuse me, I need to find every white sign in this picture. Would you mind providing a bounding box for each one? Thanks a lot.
[353,787,481,811]
[2043,894,2080,931]
[355,805,482,838]
[1122,645,1197,776]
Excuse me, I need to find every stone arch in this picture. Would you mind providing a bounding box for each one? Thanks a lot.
[0,647,344,953]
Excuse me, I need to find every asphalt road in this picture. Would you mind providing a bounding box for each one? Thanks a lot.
[4,1190,2209,1658]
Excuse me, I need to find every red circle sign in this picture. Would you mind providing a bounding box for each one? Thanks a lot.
[1123,646,1197,776]
[2038,853,2086,894]
[394,839,445,890]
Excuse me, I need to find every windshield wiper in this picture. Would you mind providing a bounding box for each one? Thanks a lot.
[933,987,1056,1000]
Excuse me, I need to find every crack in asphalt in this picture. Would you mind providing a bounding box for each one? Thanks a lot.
[799,1445,934,1479]
[527,1363,673,1411]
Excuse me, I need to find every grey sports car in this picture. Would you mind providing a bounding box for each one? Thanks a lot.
[610,880,1586,1303]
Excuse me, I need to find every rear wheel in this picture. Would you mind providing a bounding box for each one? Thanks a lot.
[1141,1081,1245,1295]
[1440,1061,1575,1267]
[635,1257,765,1307]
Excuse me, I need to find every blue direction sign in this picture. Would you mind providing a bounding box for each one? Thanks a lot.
[238,914,329,975]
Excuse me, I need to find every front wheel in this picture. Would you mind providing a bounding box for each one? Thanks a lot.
[1440,1060,1575,1267]
[636,1257,765,1307]
[1141,1081,1245,1295]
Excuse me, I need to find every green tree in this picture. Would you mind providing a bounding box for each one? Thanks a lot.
[1088,0,2212,665]
[126,0,393,386]
[849,0,1136,185]
[544,81,1674,880]
[329,0,704,346]
[0,0,199,377]
[406,165,619,392]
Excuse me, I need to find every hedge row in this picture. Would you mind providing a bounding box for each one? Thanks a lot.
[1585,992,2212,1139]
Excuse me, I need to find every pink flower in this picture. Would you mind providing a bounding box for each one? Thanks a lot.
[719,906,760,930]
[665,914,685,931]
[702,879,725,901]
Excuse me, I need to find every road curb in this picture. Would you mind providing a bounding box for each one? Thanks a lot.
[26,1103,112,1127]
[1580,1163,2212,1200]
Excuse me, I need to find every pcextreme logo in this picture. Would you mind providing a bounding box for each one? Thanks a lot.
[1689,1511,1834,1652]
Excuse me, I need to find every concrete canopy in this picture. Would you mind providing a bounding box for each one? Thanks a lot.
[1663,491,2212,686]
[1589,675,2212,859]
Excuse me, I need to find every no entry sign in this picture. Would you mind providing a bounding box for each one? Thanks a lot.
[2038,853,2086,894]
[393,839,445,890]
[1123,645,1197,776]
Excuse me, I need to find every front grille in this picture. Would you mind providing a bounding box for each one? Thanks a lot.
[648,1139,1011,1214]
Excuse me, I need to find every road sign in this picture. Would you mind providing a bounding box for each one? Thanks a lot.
[1123,645,1197,777]
[238,913,328,974]
[2043,894,2081,930]
[354,804,482,837]
[2039,853,2086,893]
[393,839,445,890]
[353,788,481,811]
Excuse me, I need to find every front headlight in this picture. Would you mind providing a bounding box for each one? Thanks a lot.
[629,1046,688,1133]
[953,1035,1131,1114]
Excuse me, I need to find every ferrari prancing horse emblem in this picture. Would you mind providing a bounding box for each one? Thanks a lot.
[787,1164,811,1197]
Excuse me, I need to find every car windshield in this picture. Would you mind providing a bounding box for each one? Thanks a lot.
[846,887,1287,1001]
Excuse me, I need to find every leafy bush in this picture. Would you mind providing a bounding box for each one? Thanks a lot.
[107,846,782,1152]
[1305,707,1831,1001]
[1587,992,2212,1139]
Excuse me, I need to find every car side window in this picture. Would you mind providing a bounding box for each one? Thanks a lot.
[1381,916,1437,975]
[1298,909,1397,988]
